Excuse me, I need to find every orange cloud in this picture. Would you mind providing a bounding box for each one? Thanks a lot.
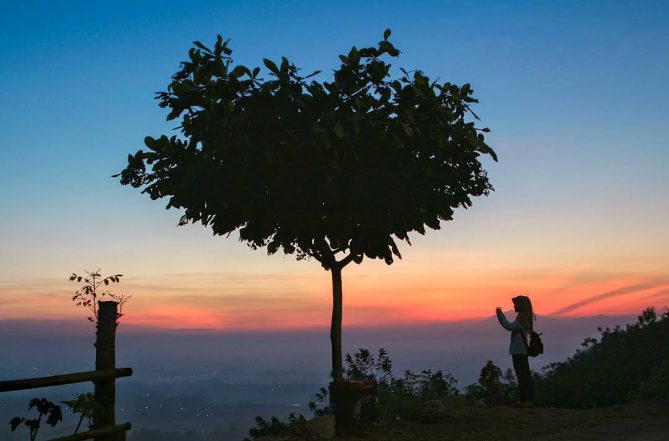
[1,263,668,331]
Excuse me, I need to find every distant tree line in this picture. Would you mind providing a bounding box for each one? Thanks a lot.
[535,307,669,407]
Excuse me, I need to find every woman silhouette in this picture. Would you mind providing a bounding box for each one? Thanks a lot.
[496,295,535,407]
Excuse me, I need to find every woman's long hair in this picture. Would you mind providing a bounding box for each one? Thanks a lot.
[512,295,535,332]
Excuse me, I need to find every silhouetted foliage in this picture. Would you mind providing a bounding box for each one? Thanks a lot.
[69,269,131,324]
[313,348,458,421]
[536,307,669,407]
[62,393,97,434]
[465,360,518,404]
[344,348,394,383]
[117,29,496,382]
[9,398,62,441]
[308,386,331,416]
[246,347,460,438]
[346,348,459,419]
[243,413,307,441]
[631,360,669,401]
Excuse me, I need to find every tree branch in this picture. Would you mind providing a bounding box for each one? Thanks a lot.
[331,246,348,255]
[311,238,336,270]
[338,252,360,268]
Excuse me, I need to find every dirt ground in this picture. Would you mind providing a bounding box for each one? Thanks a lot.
[336,400,669,441]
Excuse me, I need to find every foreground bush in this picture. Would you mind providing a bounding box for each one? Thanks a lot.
[464,360,518,405]
[245,348,459,439]
[342,348,459,420]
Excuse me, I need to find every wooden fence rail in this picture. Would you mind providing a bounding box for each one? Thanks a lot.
[46,423,132,441]
[0,368,132,393]
[1,301,132,441]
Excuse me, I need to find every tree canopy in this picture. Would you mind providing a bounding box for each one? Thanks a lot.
[118,30,496,269]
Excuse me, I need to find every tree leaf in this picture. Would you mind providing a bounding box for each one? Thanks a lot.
[230,65,250,78]
[10,417,23,431]
[263,58,279,75]
[46,406,63,427]
[193,41,212,54]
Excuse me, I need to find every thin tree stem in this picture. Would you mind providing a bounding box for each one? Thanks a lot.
[330,265,344,383]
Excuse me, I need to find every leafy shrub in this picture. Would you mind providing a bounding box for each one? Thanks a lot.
[382,367,459,420]
[10,398,63,441]
[243,413,307,441]
[465,360,518,404]
[62,393,97,434]
[331,348,458,421]
[308,387,330,416]
[69,269,130,324]
[246,347,460,438]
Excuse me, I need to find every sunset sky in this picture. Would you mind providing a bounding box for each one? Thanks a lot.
[1,1,668,330]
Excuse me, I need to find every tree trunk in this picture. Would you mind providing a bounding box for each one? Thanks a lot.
[330,265,344,383]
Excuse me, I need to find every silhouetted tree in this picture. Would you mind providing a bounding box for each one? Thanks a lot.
[117,30,496,383]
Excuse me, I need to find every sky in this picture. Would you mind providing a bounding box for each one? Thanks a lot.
[1,0,668,330]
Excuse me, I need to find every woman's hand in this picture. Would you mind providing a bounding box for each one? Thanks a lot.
[495,307,502,314]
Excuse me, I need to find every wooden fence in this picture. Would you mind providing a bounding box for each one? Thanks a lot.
[0,301,132,441]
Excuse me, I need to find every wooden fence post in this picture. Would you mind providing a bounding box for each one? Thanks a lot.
[94,301,117,441]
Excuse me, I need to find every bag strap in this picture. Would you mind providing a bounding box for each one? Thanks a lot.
[518,328,529,349]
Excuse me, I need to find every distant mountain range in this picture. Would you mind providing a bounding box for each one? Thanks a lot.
[0,312,638,385]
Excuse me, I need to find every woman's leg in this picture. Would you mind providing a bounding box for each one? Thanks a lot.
[527,358,534,402]
[512,354,530,402]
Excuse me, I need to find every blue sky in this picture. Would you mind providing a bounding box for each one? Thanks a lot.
[1,1,668,326]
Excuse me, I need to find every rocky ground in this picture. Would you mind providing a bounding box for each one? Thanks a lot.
[334,398,669,441]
